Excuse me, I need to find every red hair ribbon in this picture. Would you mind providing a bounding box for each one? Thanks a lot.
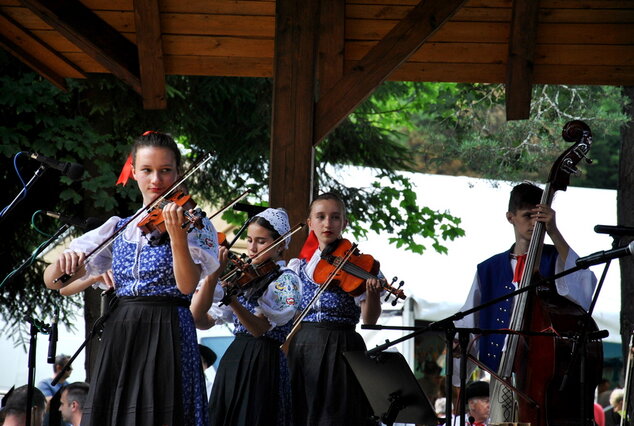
[116,154,135,186]
[298,230,319,260]
[142,130,158,136]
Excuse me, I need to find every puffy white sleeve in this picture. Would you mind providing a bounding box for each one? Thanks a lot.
[286,257,302,274]
[187,217,220,278]
[254,270,302,330]
[67,216,121,277]
[553,248,597,311]
[452,272,481,387]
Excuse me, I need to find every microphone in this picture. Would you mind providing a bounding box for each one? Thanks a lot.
[576,241,634,268]
[45,211,103,231]
[594,224,634,237]
[47,311,58,364]
[28,152,84,181]
[233,203,267,218]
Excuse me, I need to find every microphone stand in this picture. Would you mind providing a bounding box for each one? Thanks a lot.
[0,223,72,426]
[555,232,624,424]
[0,164,47,224]
[52,290,117,386]
[364,264,609,425]
[1,223,71,290]
[24,316,50,426]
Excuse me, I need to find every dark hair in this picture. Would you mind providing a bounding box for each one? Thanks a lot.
[508,182,543,213]
[54,354,70,371]
[131,131,181,169]
[308,192,347,218]
[2,385,46,415]
[62,382,89,410]
[249,215,282,241]
[198,344,217,368]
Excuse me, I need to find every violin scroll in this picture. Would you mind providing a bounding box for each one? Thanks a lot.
[383,277,406,306]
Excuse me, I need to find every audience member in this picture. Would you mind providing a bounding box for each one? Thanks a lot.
[597,378,613,408]
[59,382,89,426]
[198,344,218,402]
[604,388,624,426]
[36,355,71,404]
[0,385,46,426]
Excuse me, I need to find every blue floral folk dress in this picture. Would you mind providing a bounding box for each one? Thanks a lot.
[208,267,301,426]
[68,211,219,426]
[286,249,378,426]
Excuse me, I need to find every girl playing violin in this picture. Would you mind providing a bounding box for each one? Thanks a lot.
[43,131,220,426]
[286,192,382,426]
[190,208,301,426]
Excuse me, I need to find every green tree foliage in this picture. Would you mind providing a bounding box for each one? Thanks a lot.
[368,82,627,189]
[0,51,463,343]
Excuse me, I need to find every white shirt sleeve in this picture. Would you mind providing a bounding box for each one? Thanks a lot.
[553,248,596,310]
[67,216,121,277]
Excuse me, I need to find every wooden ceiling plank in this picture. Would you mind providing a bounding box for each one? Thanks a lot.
[318,0,344,93]
[0,11,85,77]
[18,0,141,94]
[505,0,540,120]
[0,32,67,89]
[133,0,166,109]
[313,0,467,145]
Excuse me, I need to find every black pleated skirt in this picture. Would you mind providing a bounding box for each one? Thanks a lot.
[209,333,290,426]
[288,322,377,426]
[81,296,208,426]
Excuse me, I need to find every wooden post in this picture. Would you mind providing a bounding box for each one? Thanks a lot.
[270,0,320,257]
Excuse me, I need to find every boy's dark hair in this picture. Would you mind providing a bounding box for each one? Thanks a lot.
[131,131,181,169]
[1,385,46,416]
[508,183,543,213]
[63,382,89,410]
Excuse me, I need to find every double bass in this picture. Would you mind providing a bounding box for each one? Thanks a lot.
[488,120,603,425]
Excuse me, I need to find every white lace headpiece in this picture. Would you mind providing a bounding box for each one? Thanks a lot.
[254,208,291,248]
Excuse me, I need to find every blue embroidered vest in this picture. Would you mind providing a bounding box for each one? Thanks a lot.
[476,244,559,371]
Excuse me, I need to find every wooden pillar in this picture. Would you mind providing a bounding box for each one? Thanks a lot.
[270,0,320,257]
[505,0,540,120]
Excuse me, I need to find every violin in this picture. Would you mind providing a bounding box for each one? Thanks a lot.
[138,190,207,246]
[218,252,280,305]
[216,223,306,305]
[314,238,406,303]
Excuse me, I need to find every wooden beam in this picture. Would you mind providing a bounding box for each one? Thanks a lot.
[0,32,67,90]
[313,0,467,145]
[133,0,166,109]
[505,0,540,120]
[317,0,344,94]
[19,0,141,94]
[269,0,320,258]
[0,11,86,89]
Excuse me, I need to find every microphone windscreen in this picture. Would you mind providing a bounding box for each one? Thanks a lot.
[66,163,85,181]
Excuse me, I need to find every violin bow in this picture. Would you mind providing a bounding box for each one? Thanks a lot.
[219,223,305,282]
[54,152,216,284]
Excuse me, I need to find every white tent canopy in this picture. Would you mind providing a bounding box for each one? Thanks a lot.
[337,167,620,344]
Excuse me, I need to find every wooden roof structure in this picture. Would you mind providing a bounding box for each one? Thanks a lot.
[1,0,633,253]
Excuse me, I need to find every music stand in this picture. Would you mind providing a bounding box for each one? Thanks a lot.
[343,350,438,426]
